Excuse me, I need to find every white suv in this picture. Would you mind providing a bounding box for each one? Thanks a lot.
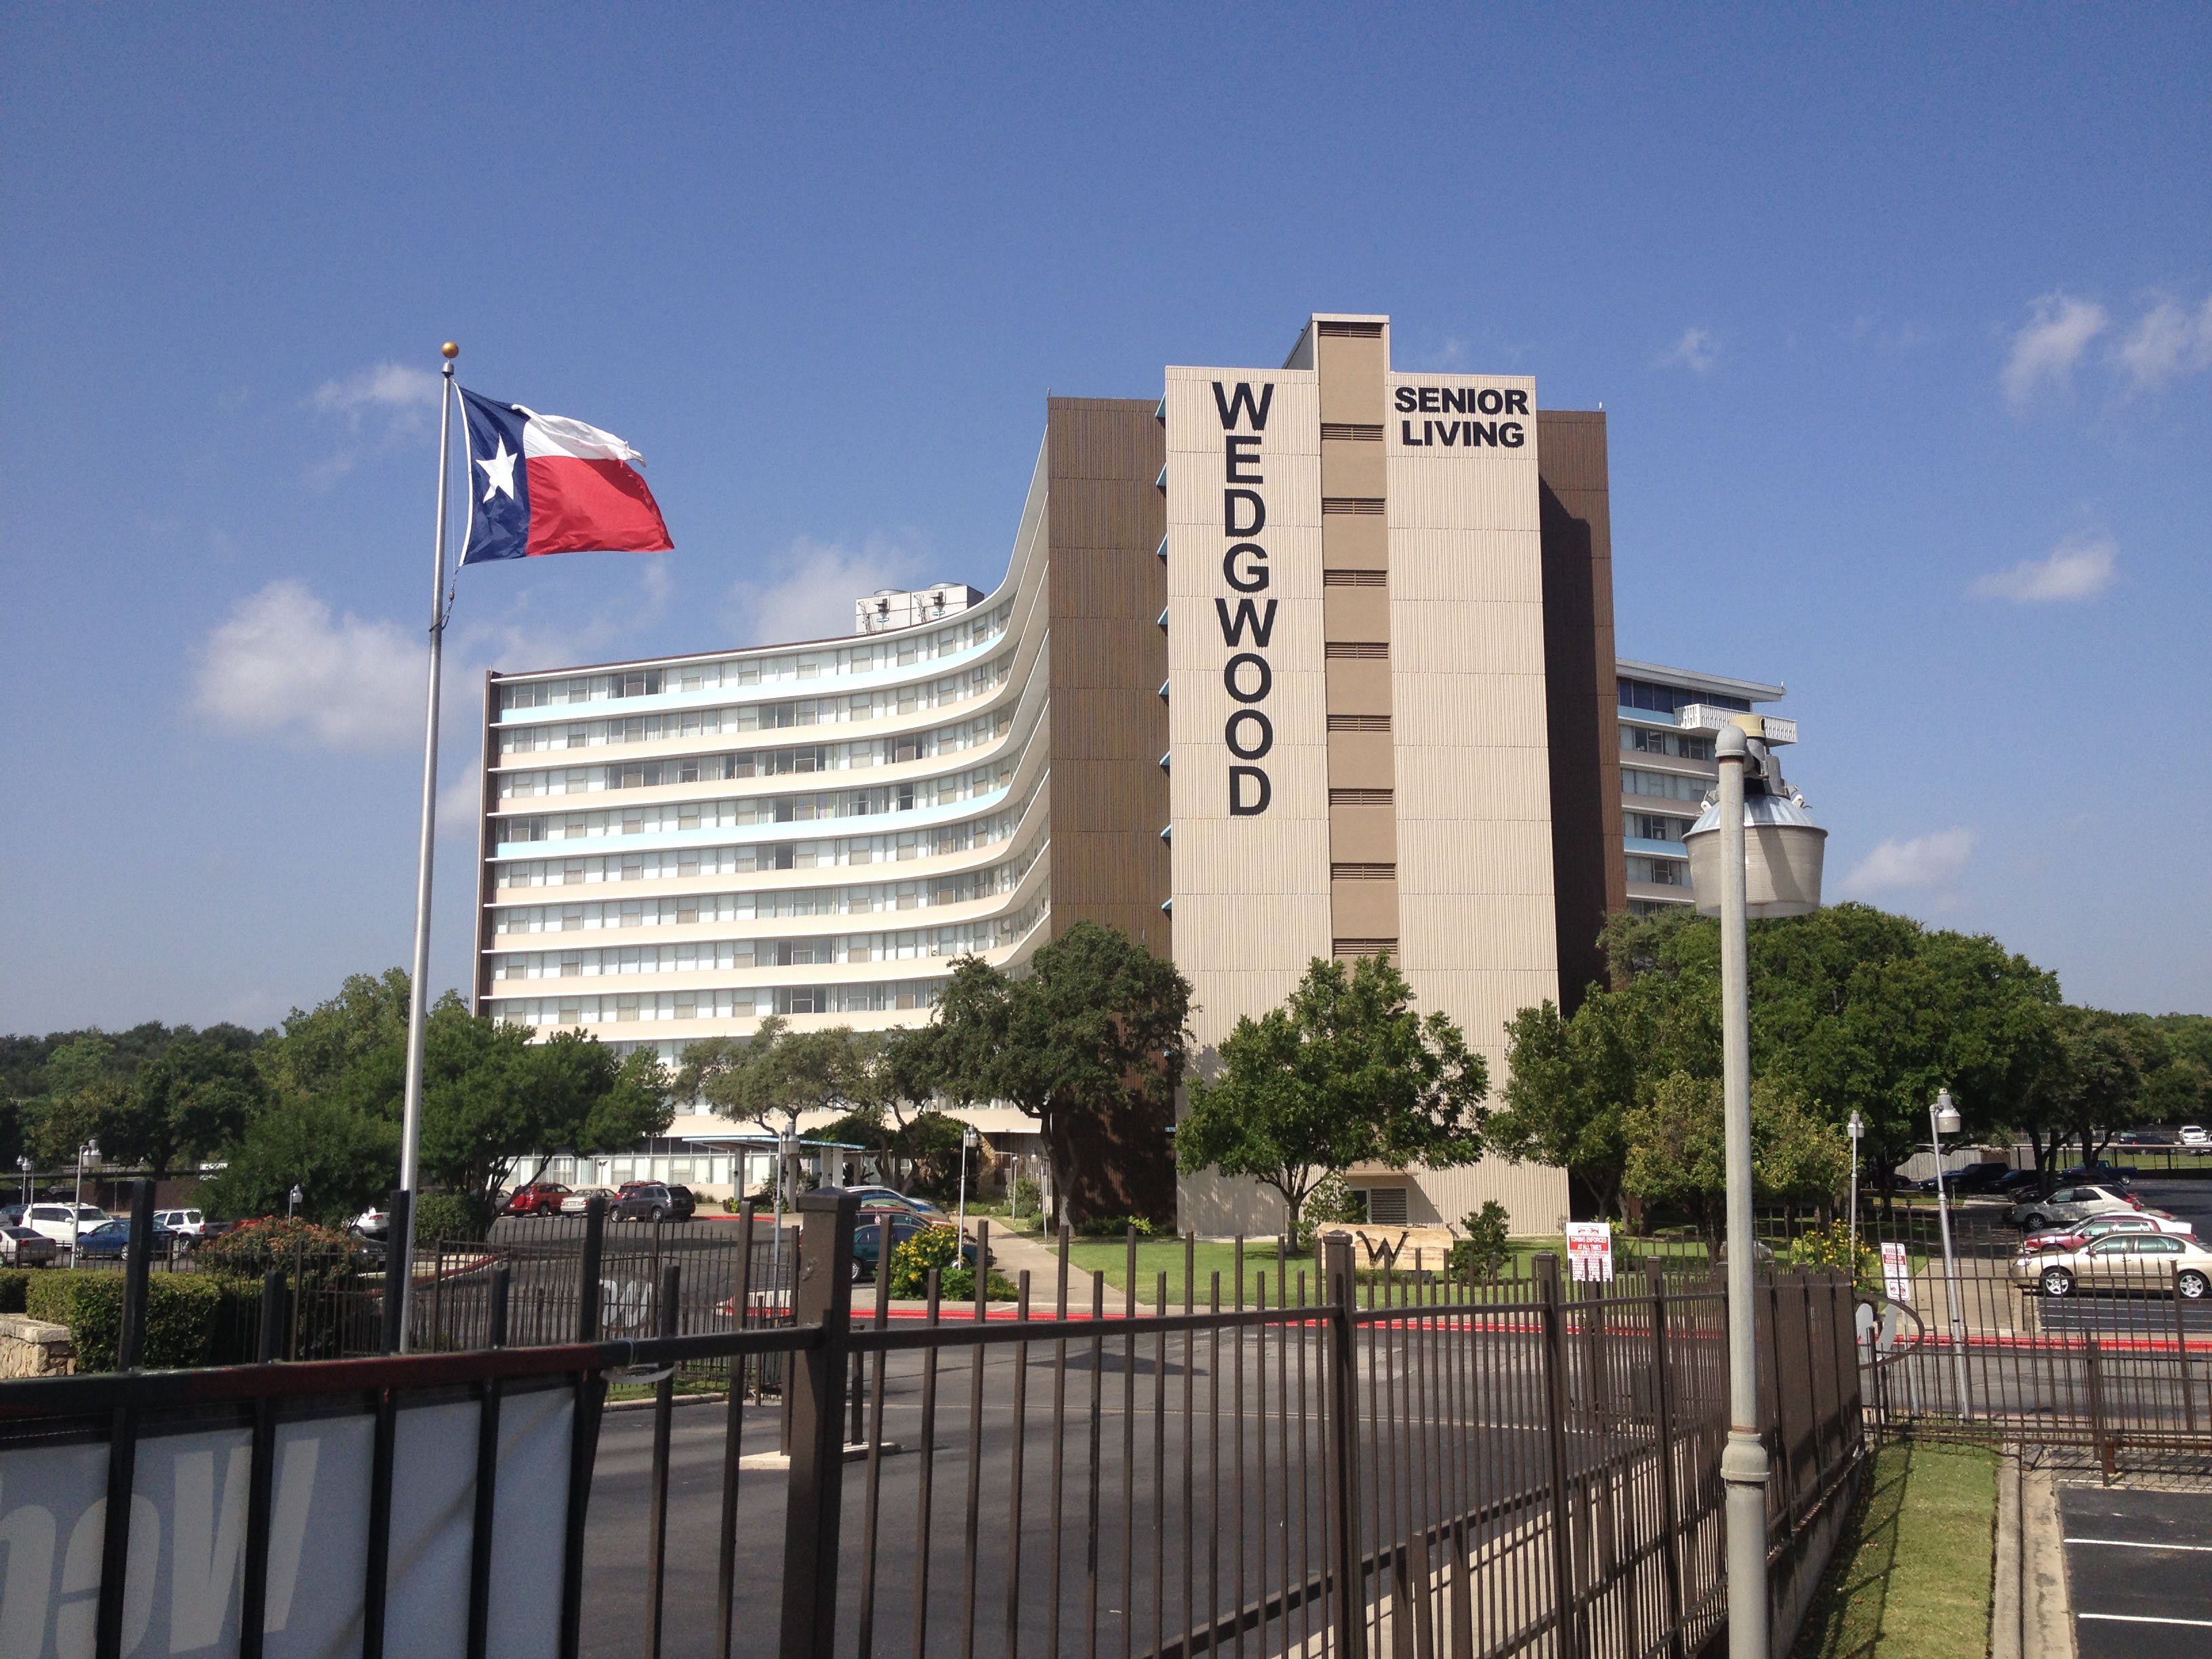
[22,1203,108,1248]
[155,1208,210,1237]
[2181,1125,2210,1148]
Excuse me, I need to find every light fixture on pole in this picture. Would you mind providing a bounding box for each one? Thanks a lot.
[958,1124,978,1235]
[1846,1111,1864,1265]
[773,1128,798,1289]
[1681,710,1825,1659]
[289,1185,304,1218]
[1929,1087,1970,1418]
[16,1155,28,1207]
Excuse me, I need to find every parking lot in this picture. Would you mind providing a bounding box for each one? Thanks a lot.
[2062,1484,2212,1656]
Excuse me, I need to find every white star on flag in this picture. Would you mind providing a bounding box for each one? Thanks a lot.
[477,436,518,503]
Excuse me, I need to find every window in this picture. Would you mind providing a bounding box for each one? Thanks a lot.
[616,671,661,698]
[2137,1236,2182,1254]
[1622,727,1716,762]
[1626,855,1689,886]
[1619,678,1749,715]
[1624,768,1708,802]
[1628,813,1691,842]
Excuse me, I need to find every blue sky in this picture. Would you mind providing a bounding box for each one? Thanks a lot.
[4,5,2207,1033]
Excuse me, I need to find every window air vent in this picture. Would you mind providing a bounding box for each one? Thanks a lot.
[1362,1186,1410,1225]
[1323,570,1387,587]
[1324,642,1389,659]
[1321,498,1386,516]
[1327,714,1391,732]
[1319,423,1385,441]
[1317,321,1385,338]
[1329,788,1393,807]
[1330,863,1395,880]
[1332,937,1399,959]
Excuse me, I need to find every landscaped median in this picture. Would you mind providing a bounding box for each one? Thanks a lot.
[1791,1439,2002,1658]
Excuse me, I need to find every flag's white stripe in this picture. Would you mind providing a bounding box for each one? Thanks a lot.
[520,408,647,467]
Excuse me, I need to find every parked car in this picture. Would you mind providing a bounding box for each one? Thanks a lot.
[2111,1130,2169,1147]
[2059,1162,2138,1186]
[0,1226,60,1267]
[2013,1231,2212,1298]
[561,1187,615,1215]
[70,1218,182,1261]
[501,1182,573,1216]
[1942,1162,2017,1193]
[1994,1169,2047,1195]
[845,1187,949,1218]
[155,1208,213,1237]
[350,1206,389,1241]
[612,1183,695,1223]
[20,1203,108,1248]
[2019,1211,2196,1254]
[2181,1125,2210,1148]
[849,1212,978,1284]
[2007,1183,2139,1232]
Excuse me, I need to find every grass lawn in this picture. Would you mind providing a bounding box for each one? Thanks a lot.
[1790,1439,1999,1658]
[1059,1235,1585,1303]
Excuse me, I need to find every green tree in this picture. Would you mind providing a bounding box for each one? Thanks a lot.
[918,922,1193,1227]
[200,1095,398,1226]
[1490,996,1641,1219]
[106,1031,268,1180]
[26,1035,127,1166]
[1176,953,1487,1238]
[1622,1073,1849,1246]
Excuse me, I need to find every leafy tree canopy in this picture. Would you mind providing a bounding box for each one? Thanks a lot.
[1176,954,1487,1237]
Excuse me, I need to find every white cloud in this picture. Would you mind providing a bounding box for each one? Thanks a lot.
[1968,533,2118,603]
[311,363,443,429]
[2116,294,2212,391]
[437,756,483,834]
[193,579,421,750]
[2003,292,2108,407]
[1843,829,1977,897]
[724,535,934,646]
[1656,327,1717,374]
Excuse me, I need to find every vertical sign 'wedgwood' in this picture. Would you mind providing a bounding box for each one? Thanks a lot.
[1214,380,1277,816]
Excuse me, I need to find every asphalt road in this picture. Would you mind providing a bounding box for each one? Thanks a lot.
[577,1328,1606,1659]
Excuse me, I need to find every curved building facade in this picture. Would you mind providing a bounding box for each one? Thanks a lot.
[475,315,1629,1234]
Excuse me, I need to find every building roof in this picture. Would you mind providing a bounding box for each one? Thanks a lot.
[1615,657,1786,703]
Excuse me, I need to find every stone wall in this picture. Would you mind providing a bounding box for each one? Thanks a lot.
[0,1313,73,1376]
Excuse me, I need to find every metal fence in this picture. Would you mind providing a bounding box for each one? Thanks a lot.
[0,1189,1866,1659]
[1848,1200,2212,1471]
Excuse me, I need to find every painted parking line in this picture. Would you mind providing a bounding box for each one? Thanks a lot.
[2077,1613,2212,1627]
[2066,1536,2212,1552]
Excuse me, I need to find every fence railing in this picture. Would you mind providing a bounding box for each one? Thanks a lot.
[0,1187,1866,1659]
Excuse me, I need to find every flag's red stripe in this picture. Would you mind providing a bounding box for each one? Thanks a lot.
[523,457,673,556]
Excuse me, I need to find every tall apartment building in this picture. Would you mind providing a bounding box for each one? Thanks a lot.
[474,312,1633,1232]
[1614,658,1787,918]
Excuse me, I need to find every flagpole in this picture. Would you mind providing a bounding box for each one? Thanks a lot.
[394,340,459,1351]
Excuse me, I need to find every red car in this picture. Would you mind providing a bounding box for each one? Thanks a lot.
[501,1182,573,1216]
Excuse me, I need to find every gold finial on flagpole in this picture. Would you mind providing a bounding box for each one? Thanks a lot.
[441,341,459,359]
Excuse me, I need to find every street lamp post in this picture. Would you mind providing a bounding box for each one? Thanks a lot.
[957,1124,978,1234]
[73,1141,99,1261]
[1681,712,1826,1659]
[16,1155,28,1207]
[1847,1111,1864,1264]
[1929,1088,1970,1418]
[289,1184,303,1218]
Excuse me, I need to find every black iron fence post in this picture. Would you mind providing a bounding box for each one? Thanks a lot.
[646,1261,683,1659]
[577,1194,607,1342]
[777,1188,859,1659]
[380,1189,412,1354]
[1323,1231,1366,1659]
[1646,1260,1688,1659]
[1536,1252,1581,1656]
[117,1179,155,1370]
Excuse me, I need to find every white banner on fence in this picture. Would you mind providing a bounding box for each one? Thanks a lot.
[1881,1241,1912,1303]
[1564,1221,1614,1282]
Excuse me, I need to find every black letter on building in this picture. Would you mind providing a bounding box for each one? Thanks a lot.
[1500,421,1525,448]
[1214,596,1278,648]
[1229,766,1272,816]
[1212,381,1275,431]
[1224,489,1266,536]
[1223,652,1272,703]
[1225,434,1263,483]
[1225,709,1274,760]
[1222,544,1270,592]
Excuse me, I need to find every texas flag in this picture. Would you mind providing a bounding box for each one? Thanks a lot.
[459,388,673,565]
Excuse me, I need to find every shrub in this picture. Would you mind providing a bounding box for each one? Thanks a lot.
[939,1264,1020,1303]
[194,1216,357,1282]
[1012,1176,1043,1215]
[1790,1219,1872,1285]
[1076,1216,1158,1240]
[1298,1174,1367,1248]
[0,1269,28,1314]
[411,1191,481,1242]
[1446,1202,1514,1281]
[886,1225,965,1298]
[24,1271,241,1372]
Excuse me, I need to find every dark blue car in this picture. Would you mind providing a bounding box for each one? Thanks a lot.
[70,1219,180,1260]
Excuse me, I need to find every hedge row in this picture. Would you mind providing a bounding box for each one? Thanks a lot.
[0,1271,259,1372]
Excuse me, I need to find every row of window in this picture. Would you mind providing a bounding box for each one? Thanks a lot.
[1622,766,1711,804]
[495,709,1011,766]
[489,979,948,1026]
[496,647,1010,726]
[487,905,1045,979]
[493,608,1013,714]
[1618,678,1750,716]
[497,764,1010,821]
[1626,855,1690,886]
[1626,813,1695,843]
[1620,726,1717,762]
[491,842,1044,930]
